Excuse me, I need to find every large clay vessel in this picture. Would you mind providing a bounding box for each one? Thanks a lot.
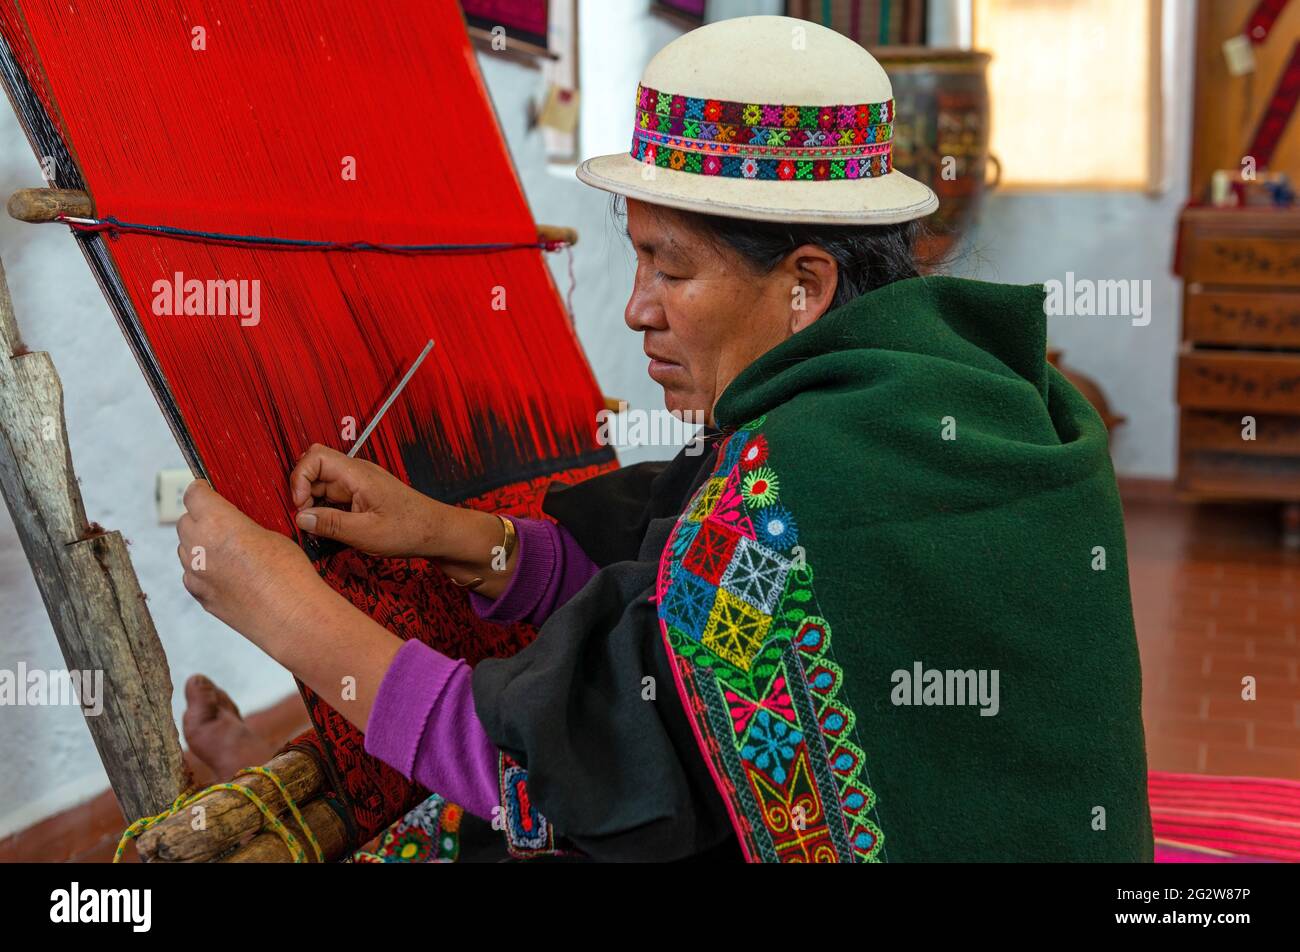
[875,47,999,260]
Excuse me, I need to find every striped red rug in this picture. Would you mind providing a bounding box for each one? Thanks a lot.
[1150,771,1300,863]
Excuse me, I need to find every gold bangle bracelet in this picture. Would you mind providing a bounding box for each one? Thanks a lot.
[450,514,516,591]
[498,513,517,563]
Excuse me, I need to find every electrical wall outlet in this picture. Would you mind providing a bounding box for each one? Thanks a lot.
[155,468,193,524]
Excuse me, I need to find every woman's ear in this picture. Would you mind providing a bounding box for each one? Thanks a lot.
[785,244,838,333]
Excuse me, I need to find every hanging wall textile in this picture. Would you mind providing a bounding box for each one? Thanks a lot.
[0,0,615,844]
[462,0,550,51]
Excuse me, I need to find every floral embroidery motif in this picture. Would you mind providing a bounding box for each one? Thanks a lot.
[741,709,803,784]
[656,424,884,862]
[756,503,797,548]
[741,466,779,506]
[631,84,894,181]
[739,433,768,469]
[349,794,462,863]
[725,672,795,734]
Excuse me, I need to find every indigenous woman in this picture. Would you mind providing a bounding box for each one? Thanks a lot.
[177,16,1153,862]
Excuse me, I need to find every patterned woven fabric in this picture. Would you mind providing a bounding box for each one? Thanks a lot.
[630,84,893,180]
[349,794,463,863]
[1150,771,1300,863]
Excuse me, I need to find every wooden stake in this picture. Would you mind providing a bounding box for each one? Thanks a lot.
[536,223,578,247]
[0,257,189,824]
[6,187,93,222]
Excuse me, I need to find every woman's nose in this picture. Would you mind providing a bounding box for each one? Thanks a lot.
[625,273,668,333]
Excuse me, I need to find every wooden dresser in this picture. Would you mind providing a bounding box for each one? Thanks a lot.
[1176,205,1300,533]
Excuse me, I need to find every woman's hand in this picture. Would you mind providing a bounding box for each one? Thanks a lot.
[176,479,403,732]
[289,443,448,558]
[176,480,331,651]
[289,443,520,596]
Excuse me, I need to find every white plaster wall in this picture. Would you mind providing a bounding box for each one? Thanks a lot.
[934,0,1196,479]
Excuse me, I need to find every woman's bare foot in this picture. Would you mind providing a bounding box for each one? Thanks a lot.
[182,674,276,782]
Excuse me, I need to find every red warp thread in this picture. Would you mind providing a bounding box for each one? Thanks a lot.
[3,0,605,533]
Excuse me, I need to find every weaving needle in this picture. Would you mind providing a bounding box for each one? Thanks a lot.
[347,339,435,457]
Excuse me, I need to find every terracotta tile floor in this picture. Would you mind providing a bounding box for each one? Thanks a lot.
[1126,497,1300,779]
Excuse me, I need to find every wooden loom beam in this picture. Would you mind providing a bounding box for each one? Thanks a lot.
[220,797,349,862]
[7,187,94,222]
[10,188,624,414]
[0,257,190,825]
[136,747,340,862]
[7,188,580,248]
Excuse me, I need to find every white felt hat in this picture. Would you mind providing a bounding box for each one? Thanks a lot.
[576,15,938,226]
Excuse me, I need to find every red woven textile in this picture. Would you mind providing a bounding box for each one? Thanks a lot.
[1150,771,1300,863]
[0,0,615,842]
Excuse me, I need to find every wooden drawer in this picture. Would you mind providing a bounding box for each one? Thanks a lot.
[1175,209,1300,506]
[1180,409,1300,455]
[1181,233,1300,288]
[1178,450,1300,501]
[1178,350,1300,413]
[1183,289,1300,347]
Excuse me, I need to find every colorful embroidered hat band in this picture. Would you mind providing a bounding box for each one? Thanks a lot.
[630,84,894,181]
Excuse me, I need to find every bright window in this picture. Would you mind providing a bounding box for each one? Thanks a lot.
[972,0,1162,189]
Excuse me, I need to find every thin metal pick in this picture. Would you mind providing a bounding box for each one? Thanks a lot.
[347,339,435,458]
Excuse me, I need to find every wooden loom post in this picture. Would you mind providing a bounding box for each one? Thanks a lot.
[0,256,190,824]
[0,233,338,860]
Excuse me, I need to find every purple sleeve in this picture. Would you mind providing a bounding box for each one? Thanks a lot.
[467,516,600,626]
[364,639,500,821]
[363,518,602,822]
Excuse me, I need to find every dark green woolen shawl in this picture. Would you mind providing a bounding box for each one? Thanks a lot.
[709,274,1153,861]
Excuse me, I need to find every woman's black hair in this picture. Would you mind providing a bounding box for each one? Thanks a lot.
[612,194,933,311]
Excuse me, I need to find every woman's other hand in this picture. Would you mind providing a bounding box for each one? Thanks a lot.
[289,443,447,559]
[177,480,329,649]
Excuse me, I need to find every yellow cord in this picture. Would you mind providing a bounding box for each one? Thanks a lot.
[113,765,325,864]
